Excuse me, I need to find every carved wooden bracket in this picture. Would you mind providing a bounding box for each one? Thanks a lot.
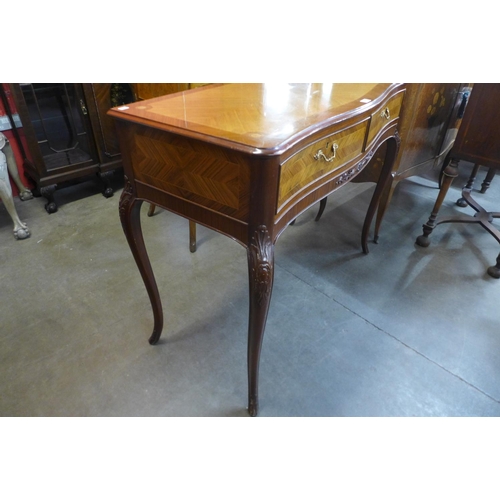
[249,225,273,306]
[119,176,134,227]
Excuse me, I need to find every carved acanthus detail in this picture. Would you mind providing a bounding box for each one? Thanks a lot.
[119,176,134,225]
[249,225,273,306]
[336,149,375,186]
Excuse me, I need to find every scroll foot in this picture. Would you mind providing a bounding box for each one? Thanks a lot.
[148,331,162,345]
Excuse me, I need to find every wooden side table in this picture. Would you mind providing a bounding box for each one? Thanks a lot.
[416,83,500,278]
[109,83,405,415]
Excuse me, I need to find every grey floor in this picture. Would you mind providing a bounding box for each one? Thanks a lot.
[1,164,499,417]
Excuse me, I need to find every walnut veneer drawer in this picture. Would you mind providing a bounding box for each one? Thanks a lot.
[366,91,404,149]
[277,120,369,212]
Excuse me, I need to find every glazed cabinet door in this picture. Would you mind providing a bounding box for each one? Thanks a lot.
[14,83,99,177]
[10,83,121,213]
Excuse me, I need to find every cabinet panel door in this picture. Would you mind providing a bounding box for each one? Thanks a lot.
[396,83,466,173]
[83,83,136,162]
[14,83,99,175]
[453,83,500,169]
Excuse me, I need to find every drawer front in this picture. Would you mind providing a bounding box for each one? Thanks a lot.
[277,120,368,212]
[366,91,404,149]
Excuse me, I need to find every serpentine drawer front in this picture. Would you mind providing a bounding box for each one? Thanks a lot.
[109,83,404,416]
[277,120,369,212]
[366,91,404,149]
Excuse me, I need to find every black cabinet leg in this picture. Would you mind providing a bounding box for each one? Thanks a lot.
[40,184,57,213]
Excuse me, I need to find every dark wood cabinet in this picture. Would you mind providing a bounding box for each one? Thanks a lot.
[393,83,472,179]
[416,83,500,278]
[449,84,500,168]
[362,83,472,180]
[10,83,134,213]
[359,84,472,228]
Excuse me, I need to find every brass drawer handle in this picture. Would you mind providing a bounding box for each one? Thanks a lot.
[381,107,390,120]
[314,142,338,162]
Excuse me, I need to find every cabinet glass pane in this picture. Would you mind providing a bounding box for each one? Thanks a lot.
[20,83,93,170]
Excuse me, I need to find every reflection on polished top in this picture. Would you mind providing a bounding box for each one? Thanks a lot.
[109,83,393,153]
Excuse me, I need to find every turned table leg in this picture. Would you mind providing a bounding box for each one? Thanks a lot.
[457,163,480,207]
[246,225,275,417]
[119,180,164,344]
[481,167,496,194]
[416,158,460,248]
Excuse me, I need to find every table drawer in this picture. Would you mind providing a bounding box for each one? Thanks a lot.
[277,120,368,211]
[366,91,404,149]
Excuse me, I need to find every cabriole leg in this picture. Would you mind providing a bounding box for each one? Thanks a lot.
[119,179,164,344]
[246,225,275,416]
[362,132,400,253]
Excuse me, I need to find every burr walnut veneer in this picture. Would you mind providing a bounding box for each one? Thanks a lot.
[109,83,404,416]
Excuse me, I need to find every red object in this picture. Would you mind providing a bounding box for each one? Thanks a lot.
[1,83,35,196]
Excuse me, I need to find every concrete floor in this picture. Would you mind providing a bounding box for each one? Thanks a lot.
[1,165,499,417]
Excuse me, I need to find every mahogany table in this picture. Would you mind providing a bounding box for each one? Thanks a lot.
[109,83,404,416]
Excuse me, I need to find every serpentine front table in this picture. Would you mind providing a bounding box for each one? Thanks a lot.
[109,83,404,416]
